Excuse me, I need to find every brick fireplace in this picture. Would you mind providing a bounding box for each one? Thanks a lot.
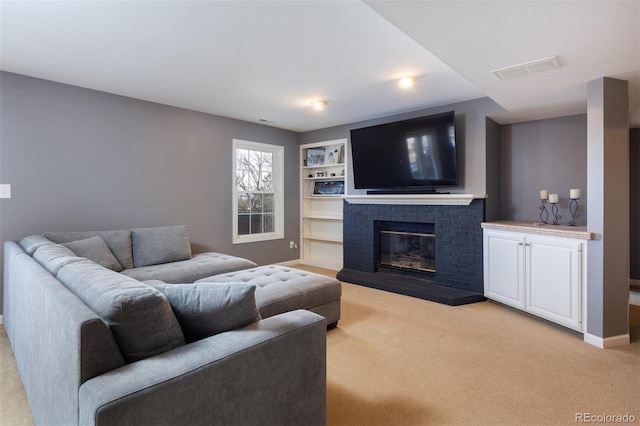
[337,196,486,305]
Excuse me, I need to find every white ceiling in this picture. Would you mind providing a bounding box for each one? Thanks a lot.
[1,1,638,132]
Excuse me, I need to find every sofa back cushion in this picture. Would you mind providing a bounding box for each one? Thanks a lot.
[57,259,185,362]
[131,225,192,267]
[149,282,261,343]
[33,244,85,275]
[19,235,55,255]
[43,230,134,269]
[62,236,123,272]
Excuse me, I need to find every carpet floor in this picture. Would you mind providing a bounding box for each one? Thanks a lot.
[1,265,638,426]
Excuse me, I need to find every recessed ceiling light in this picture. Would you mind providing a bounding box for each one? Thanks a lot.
[398,77,415,88]
[311,100,328,110]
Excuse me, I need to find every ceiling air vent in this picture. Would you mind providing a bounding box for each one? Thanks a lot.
[491,56,561,80]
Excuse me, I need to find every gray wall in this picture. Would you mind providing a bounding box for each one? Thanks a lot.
[499,114,588,223]
[631,128,639,281]
[586,77,629,340]
[0,72,301,314]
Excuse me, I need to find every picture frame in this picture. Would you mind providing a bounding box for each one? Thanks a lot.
[324,144,344,165]
[306,148,325,167]
[315,171,326,178]
[313,180,345,196]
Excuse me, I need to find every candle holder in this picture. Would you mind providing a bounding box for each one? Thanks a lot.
[568,198,580,226]
[539,199,549,224]
[550,202,561,225]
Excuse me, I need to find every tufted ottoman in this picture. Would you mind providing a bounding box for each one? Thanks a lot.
[196,265,341,328]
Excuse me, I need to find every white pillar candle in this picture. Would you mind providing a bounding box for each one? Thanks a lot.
[570,189,581,199]
[549,193,559,203]
[540,190,549,200]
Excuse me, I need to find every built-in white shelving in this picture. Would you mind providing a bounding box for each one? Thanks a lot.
[299,139,347,270]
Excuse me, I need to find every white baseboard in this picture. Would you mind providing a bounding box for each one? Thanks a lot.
[584,332,630,348]
[298,259,342,271]
[275,259,302,267]
[0,315,3,325]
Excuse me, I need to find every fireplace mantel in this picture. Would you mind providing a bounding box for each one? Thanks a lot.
[343,193,486,206]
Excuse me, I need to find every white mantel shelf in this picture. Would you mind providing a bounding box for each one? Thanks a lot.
[343,193,486,206]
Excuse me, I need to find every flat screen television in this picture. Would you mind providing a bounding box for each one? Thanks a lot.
[350,111,458,194]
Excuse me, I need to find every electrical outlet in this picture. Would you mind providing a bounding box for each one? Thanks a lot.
[289,241,298,249]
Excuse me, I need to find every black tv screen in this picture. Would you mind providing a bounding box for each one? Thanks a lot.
[350,111,458,193]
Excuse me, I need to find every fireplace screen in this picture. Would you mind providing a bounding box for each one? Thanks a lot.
[379,230,435,273]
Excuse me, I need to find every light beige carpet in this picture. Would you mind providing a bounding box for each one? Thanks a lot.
[1,266,638,426]
[0,325,32,426]
[321,271,639,426]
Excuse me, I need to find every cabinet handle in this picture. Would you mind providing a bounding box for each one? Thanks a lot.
[518,242,523,246]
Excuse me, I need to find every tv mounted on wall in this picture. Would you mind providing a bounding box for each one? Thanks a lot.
[350,111,458,194]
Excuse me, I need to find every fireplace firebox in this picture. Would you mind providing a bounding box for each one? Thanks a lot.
[377,221,435,278]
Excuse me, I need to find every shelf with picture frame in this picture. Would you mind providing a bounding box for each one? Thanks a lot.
[300,139,347,270]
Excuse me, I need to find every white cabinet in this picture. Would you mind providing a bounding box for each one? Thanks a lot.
[525,234,582,330]
[483,227,587,332]
[483,231,526,310]
[300,139,347,270]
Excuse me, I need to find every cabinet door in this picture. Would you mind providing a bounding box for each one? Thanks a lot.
[525,235,582,331]
[483,230,526,309]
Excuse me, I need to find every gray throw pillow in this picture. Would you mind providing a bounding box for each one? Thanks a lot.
[150,282,261,343]
[57,259,185,363]
[43,230,134,269]
[131,225,192,268]
[63,236,123,272]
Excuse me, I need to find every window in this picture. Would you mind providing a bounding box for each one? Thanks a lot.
[232,139,284,244]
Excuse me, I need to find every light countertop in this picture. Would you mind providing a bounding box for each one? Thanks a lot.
[481,221,594,240]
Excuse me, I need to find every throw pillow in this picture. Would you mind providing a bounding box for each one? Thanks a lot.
[57,259,185,363]
[62,236,123,272]
[150,282,261,343]
[43,229,134,269]
[131,225,192,268]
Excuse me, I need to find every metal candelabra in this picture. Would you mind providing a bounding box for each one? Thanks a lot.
[568,198,580,226]
[539,199,549,224]
[550,201,561,225]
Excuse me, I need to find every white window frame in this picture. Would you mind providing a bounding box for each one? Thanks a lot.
[232,139,284,244]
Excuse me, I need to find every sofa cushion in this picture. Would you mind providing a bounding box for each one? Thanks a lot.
[62,236,123,272]
[19,235,55,255]
[57,259,185,363]
[121,252,257,283]
[131,225,192,268]
[150,282,261,343]
[43,230,134,269]
[33,244,85,276]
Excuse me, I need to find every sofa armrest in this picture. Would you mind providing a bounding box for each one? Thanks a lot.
[79,309,327,426]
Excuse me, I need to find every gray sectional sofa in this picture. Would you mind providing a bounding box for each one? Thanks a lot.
[3,225,340,426]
